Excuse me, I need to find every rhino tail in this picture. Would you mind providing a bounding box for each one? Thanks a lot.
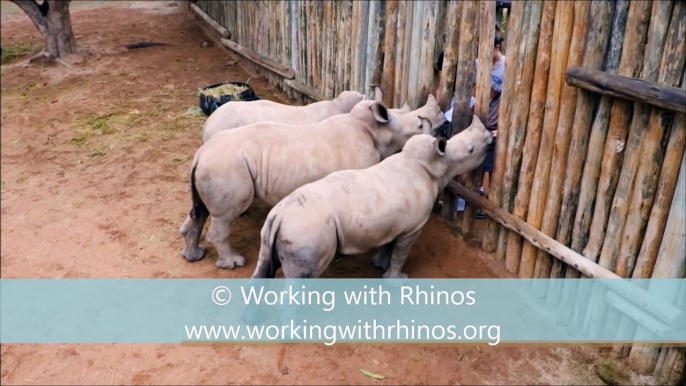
[189,151,208,222]
[252,212,282,279]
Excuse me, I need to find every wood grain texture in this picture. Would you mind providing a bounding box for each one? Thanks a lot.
[504,0,555,274]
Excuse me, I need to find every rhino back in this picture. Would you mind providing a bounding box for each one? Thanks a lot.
[301,160,437,254]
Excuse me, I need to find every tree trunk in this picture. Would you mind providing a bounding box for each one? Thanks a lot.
[12,0,77,58]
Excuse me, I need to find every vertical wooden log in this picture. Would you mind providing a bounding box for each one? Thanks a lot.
[564,0,649,335]
[518,0,574,279]
[436,0,462,111]
[567,0,629,263]
[482,0,525,253]
[504,1,556,274]
[547,0,615,310]
[535,0,591,280]
[417,0,439,107]
[557,0,626,324]
[654,347,686,386]
[321,1,331,97]
[598,0,672,278]
[399,1,414,105]
[633,77,686,279]
[627,149,686,374]
[450,0,479,134]
[496,1,543,263]
[461,0,496,235]
[554,0,616,267]
[617,2,685,278]
[407,1,425,108]
[438,0,462,221]
[350,0,361,92]
[368,1,385,91]
[621,5,686,365]
[343,1,353,91]
[393,0,407,106]
[583,1,652,266]
[380,0,399,106]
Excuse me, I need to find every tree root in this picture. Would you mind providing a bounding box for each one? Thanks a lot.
[28,51,74,68]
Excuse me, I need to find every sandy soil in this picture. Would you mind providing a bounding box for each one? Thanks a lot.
[0,1,633,384]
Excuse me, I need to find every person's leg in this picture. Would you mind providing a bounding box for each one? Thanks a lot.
[477,138,496,219]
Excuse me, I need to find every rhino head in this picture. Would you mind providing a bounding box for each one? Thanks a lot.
[348,98,451,158]
[401,115,493,189]
[410,94,451,138]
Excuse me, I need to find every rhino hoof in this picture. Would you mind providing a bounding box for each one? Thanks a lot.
[182,245,207,262]
[216,254,246,270]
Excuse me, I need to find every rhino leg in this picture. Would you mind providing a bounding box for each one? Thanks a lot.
[180,214,208,262]
[207,216,247,269]
[382,230,422,279]
[371,242,394,271]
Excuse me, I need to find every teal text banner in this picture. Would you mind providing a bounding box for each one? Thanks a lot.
[1,279,684,345]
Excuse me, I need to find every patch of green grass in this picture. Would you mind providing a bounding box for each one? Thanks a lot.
[1,42,41,64]
[69,110,139,146]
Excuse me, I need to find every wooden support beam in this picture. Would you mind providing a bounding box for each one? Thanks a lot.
[447,180,684,329]
[284,79,330,102]
[191,3,231,39]
[221,38,296,80]
[566,65,686,114]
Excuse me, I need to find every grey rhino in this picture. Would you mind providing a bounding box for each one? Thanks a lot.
[250,115,493,279]
[200,86,411,143]
[180,95,448,270]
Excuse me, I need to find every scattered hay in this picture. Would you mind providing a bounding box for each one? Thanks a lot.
[69,110,138,146]
[198,83,249,99]
[1,42,41,64]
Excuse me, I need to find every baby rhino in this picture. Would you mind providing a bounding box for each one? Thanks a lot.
[251,115,492,279]
[201,87,387,143]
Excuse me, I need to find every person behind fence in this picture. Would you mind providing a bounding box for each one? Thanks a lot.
[442,25,505,219]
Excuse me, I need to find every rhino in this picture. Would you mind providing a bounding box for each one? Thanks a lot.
[180,94,449,270]
[200,86,411,143]
[250,115,492,279]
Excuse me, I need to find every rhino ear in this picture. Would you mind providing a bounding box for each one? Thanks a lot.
[434,137,447,157]
[370,84,384,102]
[425,94,437,106]
[370,102,390,123]
[471,114,485,128]
[419,116,432,132]
[401,101,411,112]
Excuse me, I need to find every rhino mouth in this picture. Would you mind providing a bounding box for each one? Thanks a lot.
[432,120,451,138]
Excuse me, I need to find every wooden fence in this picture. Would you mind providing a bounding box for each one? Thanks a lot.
[190,1,686,383]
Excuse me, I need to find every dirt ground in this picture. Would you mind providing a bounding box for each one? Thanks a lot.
[0,2,643,385]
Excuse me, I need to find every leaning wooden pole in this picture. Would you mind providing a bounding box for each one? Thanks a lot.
[535,0,591,281]
[496,1,543,262]
[461,0,495,235]
[504,1,556,274]
[519,1,575,279]
[582,1,653,267]
[482,0,524,253]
